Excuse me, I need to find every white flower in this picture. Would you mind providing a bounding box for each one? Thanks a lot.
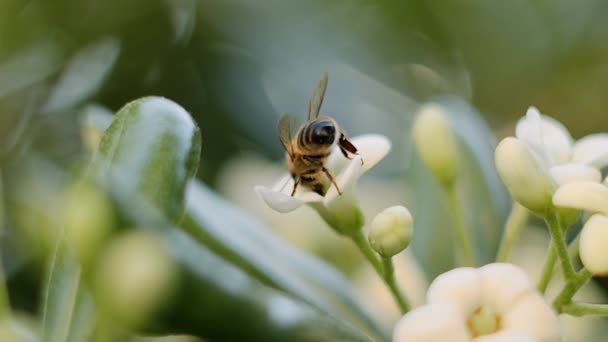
[553,181,608,275]
[494,137,555,214]
[254,134,391,234]
[393,263,560,342]
[515,107,608,186]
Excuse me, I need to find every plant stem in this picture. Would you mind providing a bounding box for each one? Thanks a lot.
[553,268,593,311]
[0,263,9,320]
[351,230,383,275]
[545,213,575,280]
[561,302,608,317]
[0,170,10,320]
[496,202,529,262]
[381,257,410,314]
[537,239,557,294]
[351,231,409,314]
[445,184,475,266]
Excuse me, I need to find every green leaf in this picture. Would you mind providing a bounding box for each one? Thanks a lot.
[97,96,201,222]
[406,96,509,278]
[41,239,96,342]
[181,182,386,341]
[42,37,121,113]
[155,228,372,342]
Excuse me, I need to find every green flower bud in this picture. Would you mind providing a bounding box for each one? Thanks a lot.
[495,137,556,216]
[579,214,608,276]
[412,104,458,186]
[368,206,413,257]
[63,181,115,264]
[94,231,176,328]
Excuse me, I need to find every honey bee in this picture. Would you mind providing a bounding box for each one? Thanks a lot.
[278,72,360,197]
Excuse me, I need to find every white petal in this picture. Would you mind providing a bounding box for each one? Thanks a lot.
[324,155,363,205]
[473,330,536,342]
[351,134,391,174]
[515,107,573,166]
[478,263,534,314]
[269,174,325,203]
[579,214,608,275]
[571,133,608,168]
[254,186,305,213]
[426,267,481,318]
[393,304,470,342]
[549,163,601,185]
[502,292,560,341]
[325,134,390,176]
[552,181,608,215]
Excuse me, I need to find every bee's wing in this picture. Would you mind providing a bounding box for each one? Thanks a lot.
[308,71,328,121]
[278,113,301,159]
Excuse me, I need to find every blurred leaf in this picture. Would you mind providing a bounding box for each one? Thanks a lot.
[406,96,509,278]
[165,0,197,45]
[181,183,386,341]
[0,38,64,98]
[41,239,95,342]
[43,37,121,113]
[97,96,201,222]
[80,104,115,154]
[156,228,371,342]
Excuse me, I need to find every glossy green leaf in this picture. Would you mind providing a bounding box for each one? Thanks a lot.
[155,228,371,342]
[181,182,386,341]
[406,96,510,278]
[97,96,201,222]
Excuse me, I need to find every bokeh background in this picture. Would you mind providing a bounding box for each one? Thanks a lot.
[1,0,608,341]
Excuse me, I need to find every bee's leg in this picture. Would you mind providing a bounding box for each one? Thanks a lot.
[291,177,300,197]
[322,167,342,196]
[339,134,364,165]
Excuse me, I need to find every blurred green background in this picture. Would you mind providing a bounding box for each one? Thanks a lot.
[1,0,608,341]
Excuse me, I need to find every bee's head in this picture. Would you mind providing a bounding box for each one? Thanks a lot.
[310,120,336,146]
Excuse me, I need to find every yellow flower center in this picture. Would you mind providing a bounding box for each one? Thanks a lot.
[467,305,501,337]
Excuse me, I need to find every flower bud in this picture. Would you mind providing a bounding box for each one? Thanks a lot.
[412,104,458,186]
[579,214,608,275]
[94,231,176,328]
[63,181,115,264]
[495,137,555,215]
[369,206,413,257]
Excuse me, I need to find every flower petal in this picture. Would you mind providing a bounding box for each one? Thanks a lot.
[571,133,608,168]
[426,267,481,318]
[473,330,536,342]
[549,163,601,186]
[552,181,608,215]
[325,134,390,178]
[478,263,534,314]
[254,186,306,213]
[515,107,573,166]
[324,155,363,205]
[579,214,608,276]
[502,292,560,341]
[351,134,391,174]
[393,304,470,342]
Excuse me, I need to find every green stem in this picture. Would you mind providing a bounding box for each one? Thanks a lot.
[545,213,575,280]
[0,170,10,320]
[351,231,409,314]
[351,231,383,276]
[496,202,529,262]
[445,185,475,266]
[537,239,557,294]
[381,257,410,314]
[553,268,593,312]
[561,302,608,317]
[0,263,9,320]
